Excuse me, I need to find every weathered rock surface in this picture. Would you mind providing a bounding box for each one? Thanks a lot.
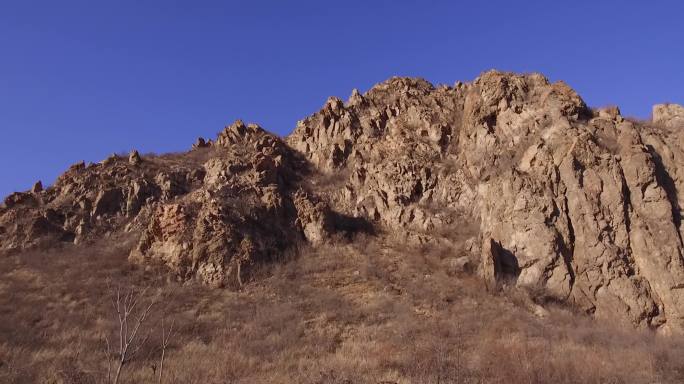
[0,121,338,288]
[129,121,337,287]
[288,71,684,333]
[653,103,684,129]
[2,70,684,332]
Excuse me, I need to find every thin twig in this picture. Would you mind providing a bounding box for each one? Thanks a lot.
[158,317,175,384]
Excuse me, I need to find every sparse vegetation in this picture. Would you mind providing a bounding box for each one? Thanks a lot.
[143,146,218,168]
[1,232,684,383]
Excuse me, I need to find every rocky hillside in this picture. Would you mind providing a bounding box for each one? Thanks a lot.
[2,71,684,333]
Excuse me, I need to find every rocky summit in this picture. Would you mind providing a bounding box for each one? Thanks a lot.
[3,70,684,333]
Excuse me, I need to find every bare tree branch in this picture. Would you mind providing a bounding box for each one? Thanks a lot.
[104,285,157,384]
[158,316,175,384]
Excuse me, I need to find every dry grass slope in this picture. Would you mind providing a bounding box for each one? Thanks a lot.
[1,231,684,383]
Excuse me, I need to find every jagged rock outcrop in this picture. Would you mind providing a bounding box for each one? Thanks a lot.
[0,120,336,287]
[129,121,336,287]
[653,103,684,129]
[2,70,684,332]
[288,77,475,239]
[0,153,203,252]
[288,71,684,333]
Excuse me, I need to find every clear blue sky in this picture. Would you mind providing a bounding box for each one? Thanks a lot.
[1,1,683,198]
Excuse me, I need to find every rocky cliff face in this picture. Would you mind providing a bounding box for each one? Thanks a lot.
[0,121,337,288]
[2,70,684,332]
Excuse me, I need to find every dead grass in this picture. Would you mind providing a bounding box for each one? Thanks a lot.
[1,232,684,383]
[143,147,218,168]
[305,168,352,195]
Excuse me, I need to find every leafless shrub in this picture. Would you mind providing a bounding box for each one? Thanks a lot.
[155,317,174,384]
[104,285,156,384]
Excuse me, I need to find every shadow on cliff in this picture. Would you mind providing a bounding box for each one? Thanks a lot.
[490,240,521,284]
[647,144,683,239]
[330,211,376,239]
